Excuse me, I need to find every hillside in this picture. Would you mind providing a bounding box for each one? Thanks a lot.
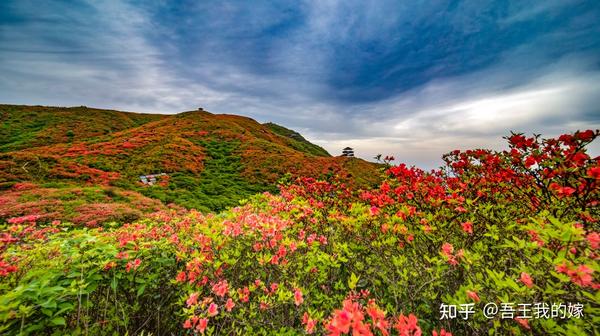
[0,105,380,222]
[263,122,331,157]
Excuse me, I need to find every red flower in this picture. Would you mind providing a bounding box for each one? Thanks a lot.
[183,318,192,329]
[432,329,452,336]
[524,155,536,167]
[570,152,589,166]
[196,318,208,334]
[466,290,480,303]
[461,221,473,234]
[238,286,250,302]
[576,129,595,141]
[587,166,600,179]
[394,313,421,336]
[520,272,533,288]
[555,263,569,274]
[0,261,18,276]
[549,183,576,197]
[176,271,186,282]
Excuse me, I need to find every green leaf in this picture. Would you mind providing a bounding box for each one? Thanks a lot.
[348,272,359,290]
[50,317,66,326]
[137,284,146,297]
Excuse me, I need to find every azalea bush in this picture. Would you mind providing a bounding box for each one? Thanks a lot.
[0,130,598,335]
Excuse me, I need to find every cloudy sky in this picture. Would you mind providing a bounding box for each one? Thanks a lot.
[1,0,599,169]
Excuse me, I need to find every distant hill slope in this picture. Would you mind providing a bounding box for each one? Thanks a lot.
[263,122,331,157]
[0,105,380,220]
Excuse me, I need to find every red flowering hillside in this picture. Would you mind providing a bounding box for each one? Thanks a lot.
[0,105,380,218]
[0,130,597,335]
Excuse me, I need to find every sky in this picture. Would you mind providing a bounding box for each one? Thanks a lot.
[1,0,599,169]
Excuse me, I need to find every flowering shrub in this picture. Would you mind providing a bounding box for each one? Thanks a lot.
[0,130,598,335]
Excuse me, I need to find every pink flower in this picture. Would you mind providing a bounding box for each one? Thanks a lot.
[441,243,454,255]
[302,312,317,334]
[370,206,380,216]
[207,303,218,316]
[259,301,269,310]
[212,280,229,297]
[225,298,235,312]
[587,232,599,249]
[294,288,304,306]
[186,292,199,307]
[570,265,594,287]
[440,243,460,265]
[454,206,467,213]
[520,272,533,288]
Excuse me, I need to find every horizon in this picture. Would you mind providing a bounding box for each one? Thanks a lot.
[1,1,600,169]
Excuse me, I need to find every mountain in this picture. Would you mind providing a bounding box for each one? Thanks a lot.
[0,104,380,224]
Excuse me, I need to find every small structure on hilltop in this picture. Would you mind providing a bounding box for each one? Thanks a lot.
[341,147,354,157]
[139,173,167,185]
[198,107,205,112]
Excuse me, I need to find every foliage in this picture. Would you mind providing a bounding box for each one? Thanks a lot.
[0,130,598,335]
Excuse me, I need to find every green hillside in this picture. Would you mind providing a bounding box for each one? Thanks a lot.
[263,122,331,157]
